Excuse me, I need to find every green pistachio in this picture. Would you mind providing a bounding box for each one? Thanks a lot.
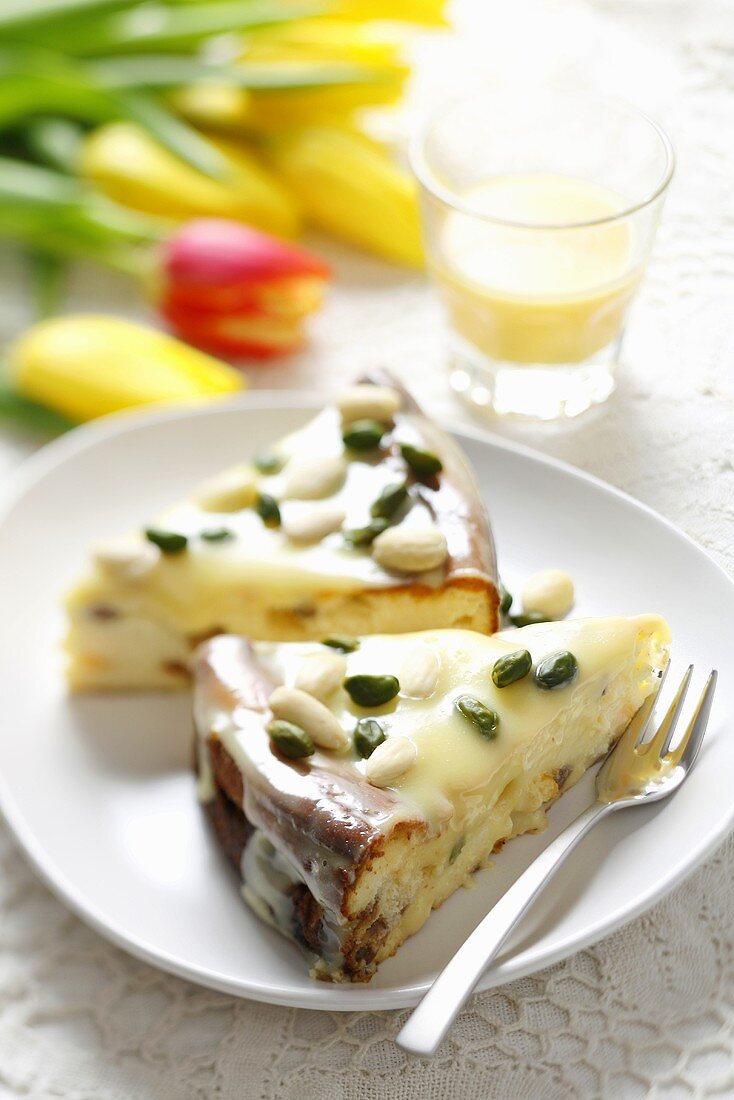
[353,718,386,759]
[499,581,513,615]
[267,719,314,759]
[200,527,235,543]
[510,611,551,627]
[344,674,400,707]
[534,650,579,690]
[400,443,443,477]
[455,694,500,740]
[370,481,408,520]
[343,518,389,546]
[322,635,360,654]
[256,492,281,527]
[342,419,386,451]
[492,649,532,688]
[449,836,465,864]
[144,528,188,554]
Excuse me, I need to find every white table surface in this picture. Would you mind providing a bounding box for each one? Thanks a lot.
[0,1,733,1097]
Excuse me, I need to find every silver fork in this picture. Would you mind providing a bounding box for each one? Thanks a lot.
[397,665,718,1057]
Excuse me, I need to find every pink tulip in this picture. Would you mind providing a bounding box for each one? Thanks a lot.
[154,219,330,359]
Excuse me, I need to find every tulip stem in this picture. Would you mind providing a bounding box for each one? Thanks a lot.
[25,249,68,320]
[0,153,169,277]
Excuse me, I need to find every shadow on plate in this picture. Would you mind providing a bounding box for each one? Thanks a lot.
[64,691,193,779]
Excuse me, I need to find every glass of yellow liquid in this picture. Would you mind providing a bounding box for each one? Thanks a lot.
[411,89,674,419]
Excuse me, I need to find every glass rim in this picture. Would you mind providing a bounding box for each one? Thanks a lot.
[409,89,676,231]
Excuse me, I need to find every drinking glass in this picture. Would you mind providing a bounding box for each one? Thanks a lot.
[410,89,674,420]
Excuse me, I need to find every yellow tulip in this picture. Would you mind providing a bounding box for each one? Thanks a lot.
[315,0,447,25]
[250,74,407,129]
[173,23,408,134]
[8,315,244,423]
[171,85,252,133]
[242,19,407,126]
[265,125,424,267]
[246,78,406,129]
[80,123,300,237]
[243,18,408,67]
[174,76,406,133]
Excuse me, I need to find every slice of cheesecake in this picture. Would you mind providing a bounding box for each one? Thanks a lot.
[193,615,670,982]
[65,373,498,690]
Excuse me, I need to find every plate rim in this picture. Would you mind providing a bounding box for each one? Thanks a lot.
[0,392,731,1011]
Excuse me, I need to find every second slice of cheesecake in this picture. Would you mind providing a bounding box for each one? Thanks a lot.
[66,373,499,690]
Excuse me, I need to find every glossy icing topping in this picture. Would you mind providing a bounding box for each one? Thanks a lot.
[157,406,450,591]
[76,376,497,628]
[194,616,670,910]
[193,635,410,914]
[257,616,670,820]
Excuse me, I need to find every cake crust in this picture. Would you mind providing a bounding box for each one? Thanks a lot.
[202,738,404,980]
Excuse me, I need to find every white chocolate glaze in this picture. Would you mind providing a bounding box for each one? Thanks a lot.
[254,616,669,822]
[159,406,464,590]
[70,401,491,637]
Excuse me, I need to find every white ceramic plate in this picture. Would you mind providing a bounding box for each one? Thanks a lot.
[0,394,731,1011]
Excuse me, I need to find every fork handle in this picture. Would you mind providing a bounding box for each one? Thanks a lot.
[396,801,610,1057]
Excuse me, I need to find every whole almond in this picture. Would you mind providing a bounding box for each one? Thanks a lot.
[195,464,258,512]
[268,685,349,751]
[365,736,417,787]
[399,646,440,698]
[336,384,401,425]
[282,453,346,501]
[372,524,448,574]
[293,651,347,700]
[93,538,160,580]
[521,568,575,620]
[282,502,345,544]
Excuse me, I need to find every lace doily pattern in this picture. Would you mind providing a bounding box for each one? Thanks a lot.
[0,0,733,1096]
[3,827,734,1099]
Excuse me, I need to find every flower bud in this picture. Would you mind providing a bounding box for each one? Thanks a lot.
[155,218,330,359]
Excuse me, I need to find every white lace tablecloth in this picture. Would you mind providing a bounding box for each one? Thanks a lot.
[0,1,732,1096]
